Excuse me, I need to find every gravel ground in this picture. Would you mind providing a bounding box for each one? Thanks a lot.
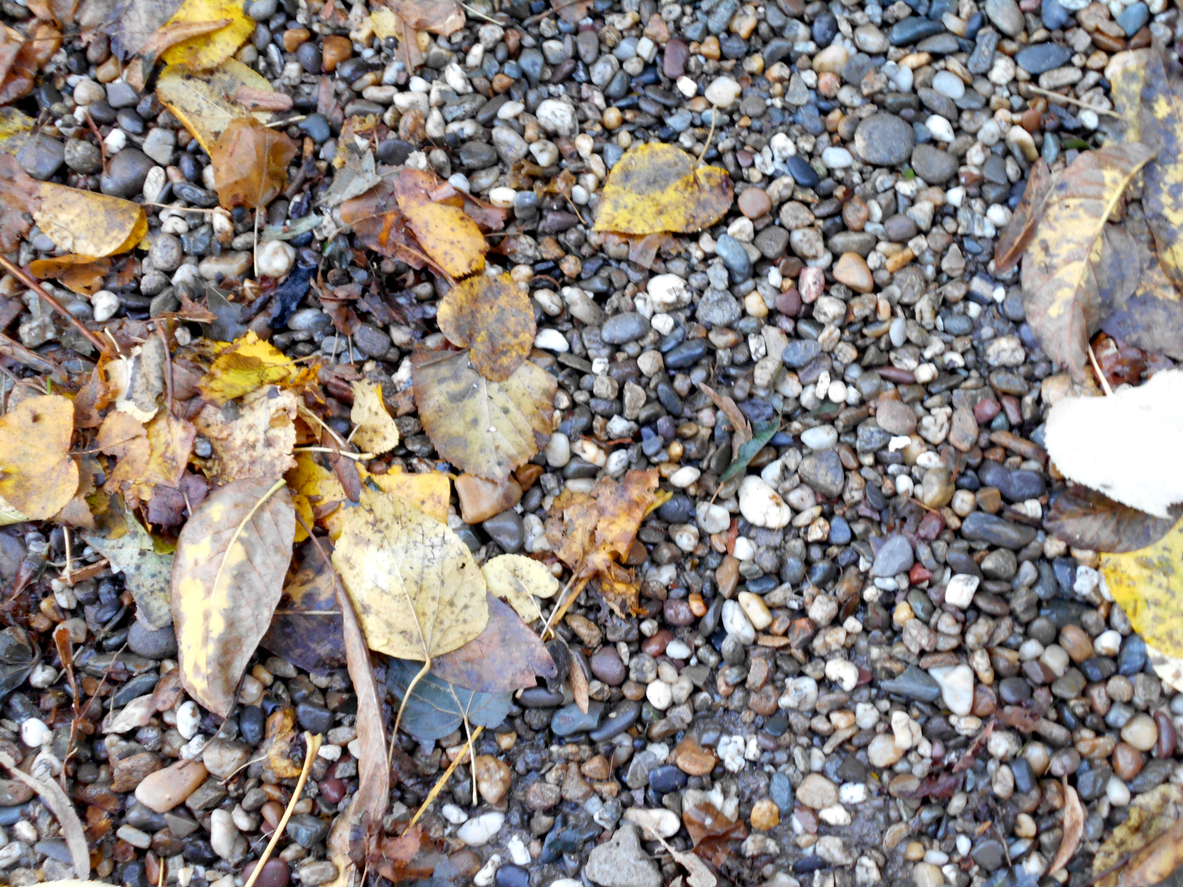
[0,1,1181,887]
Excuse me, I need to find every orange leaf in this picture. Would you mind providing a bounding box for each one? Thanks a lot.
[28,254,110,295]
[210,116,297,210]
[437,272,535,381]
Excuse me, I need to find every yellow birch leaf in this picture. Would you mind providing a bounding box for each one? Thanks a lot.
[1106,49,1151,142]
[0,106,34,155]
[1101,517,1183,693]
[593,142,734,235]
[481,553,559,622]
[350,380,399,455]
[155,60,275,155]
[33,183,147,258]
[172,477,295,717]
[392,168,486,278]
[363,467,450,523]
[437,273,535,382]
[159,0,252,71]
[331,487,488,659]
[198,330,299,404]
[0,394,79,520]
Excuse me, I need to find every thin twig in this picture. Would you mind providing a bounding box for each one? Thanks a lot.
[0,255,114,357]
[293,446,375,461]
[458,2,501,23]
[241,732,322,887]
[696,104,718,169]
[1026,85,1123,118]
[1088,344,1114,397]
[409,726,484,826]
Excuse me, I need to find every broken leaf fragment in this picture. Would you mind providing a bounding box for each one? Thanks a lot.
[261,540,346,675]
[193,386,298,484]
[1094,785,1183,887]
[0,394,79,521]
[482,553,560,622]
[158,0,252,72]
[594,142,734,235]
[437,273,535,382]
[430,592,557,693]
[155,60,276,154]
[349,380,399,455]
[33,182,146,258]
[994,158,1051,273]
[82,501,173,630]
[1045,487,1180,554]
[211,117,297,211]
[331,487,488,660]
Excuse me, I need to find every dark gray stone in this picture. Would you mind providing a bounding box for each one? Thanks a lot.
[910,144,958,184]
[799,450,845,498]
[853,114,914,166]
[960,512,1038,549]
[872,534,914,577]
[1014,42,1072,74]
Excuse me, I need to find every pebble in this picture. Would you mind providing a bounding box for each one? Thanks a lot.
[458,813,505,846]
[583,825,661,887]
[738,476,791,529]
[872,535,914,577]
[853,114,915,166]
[134,760,208,813]
[930,665,975,716]
[704,76,741,108]
[100,148,154,198]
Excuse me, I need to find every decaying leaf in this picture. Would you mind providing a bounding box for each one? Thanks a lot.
[1137,48,1183,292]
[99,411,196,506]
[158,0,252,71]
[1046,487,1180,554]
[994,158,1051,273]
[545,468,660,616]
[197,330,305,404]
[1095,786,1183,887]
[319,149,381,208]
[83,500,173,630]
[1048,779,1083,876]
[0,153,39,252]
[1106,49,1151,141]
[1045,369,1183,518]
[363,467,450,524]
[481,553,560,622]
[28,254,111,295]
[261,540,346,674]
[155,60,276,154]
[0,106,34,154]
[331,487,488,660]
[1102,248,1183,361]
[211,117,297,211]
[172,477,295,716]
[125,17,229,90]
[193,385,298,483]
[430,593,557,693]
[386,657,511,742]
[32,182,146,258]
[594,142,734,235]
[105,0,186,59]
[383,0,463,34]
[350,380,399,455]
[1102,517,1183,693]
[0,394,79,521]
[437,273,535,382]
[1021,142,1155,379]
[412,349,555,483]
[108,337,166,422]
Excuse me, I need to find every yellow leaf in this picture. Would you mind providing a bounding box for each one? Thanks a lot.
[350,380,399,455]
[1101,517,1183,693]
[159,0,252,71]
[172,477,294,717]
[1134,49,1183,292]
[285,451,348,527]
[28,254,110,296]
[155,60,275,155]
[198,330,299,404]
[1094,785,1183,887]
[481,554,559,622]
[437,273,535,382]
[33,183,147,258]
[363,467,450,524]
[332,487,488,659]
[1020,142,1155,380]
[393,170,486,278]
[193,386,297,484]
[100,411,196,506]
[1106,49,1151,142]
[411,349,555,483]
[0,394,79,520]
[593,142,734,235]
[0,106,34,155]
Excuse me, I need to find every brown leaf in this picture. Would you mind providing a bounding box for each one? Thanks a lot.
[193,385,298,484]
[697,382,751,447]
[1048,778,1083,876]
[369,826,435,883]
[234,85,293,111]
[261,540,347,674]
[1046,487,1181,553]
[383,0,463,34]
[126,17,228,90]
[28,254,111,295]
[994,157,1051,273]
[1096,786,1183,887]
[171,477,295,716]
[437,273,535,382]
[0,749,89,879]
[0,152,40,252]
[210,116,297,211]
[0,23,60,105]
[570,648,589,714]
[682,799,746,868]
[430,593,557,693]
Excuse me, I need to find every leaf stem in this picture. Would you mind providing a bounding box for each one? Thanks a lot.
[409,726,484,826]
[242,732,323,887]
[1088,343,1114,396]
[293,446,375,461]
[1026,85,1123,118]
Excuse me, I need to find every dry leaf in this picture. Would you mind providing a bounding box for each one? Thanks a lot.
[383,0,463,34]
[172,477,295,716]
[158,0,252,71]
[481,553,560,622]
[108,337,166,422]
[0,756,89,879]
[262,541,346,673]
[1101,234,1183,361]
[1095,786,1183,887]
[125,17,229,90]
[1045,369,1183,518]
[198,330,305,404]
[994,157,1051,273]
[1046,487,1180,554]
[0,23,60,105]
[155,60,276,154]
[211,116,297,211]
[0,153,39,252]
[1048,779,1083,876]
[331,487,488,660]
[0,394,79,520]
[262,706,303,777]
[1020,142,1155,380]
[350,380,399,455]
[1106,49,1151,141]
[652,834,717,887]
[411,349,555,483]
[594,142,734,235]
[100,411,195,506]
[82,501,173,630]
[105,0,185,58]
[193,385,298,484]
[545,468,659,616]
[33,182,146,258]
[286,451,348,536]
[430,592,557,693]
[1136,48,1183,292]
[363,466,450,524]
[0,106,34,155]
[1119,819,1183,887]
[437,273,535,382]
[28,254,110,295]
[697,382,751,447]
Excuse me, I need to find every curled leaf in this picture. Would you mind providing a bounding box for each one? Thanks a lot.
[158,0,253,71]
[1048,779,1083,876]
[994,158,1051,273]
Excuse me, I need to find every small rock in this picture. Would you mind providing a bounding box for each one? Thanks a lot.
[474,755,512,804]
[134,760,209,813]
[832,252,873,293]
[584,824,661,887]
[929,664,975,716]
[457,812,505,846]
[100,148,154,198]
[853,114,914,166]
[872,535,914,577]
[704,76,741,108]
[738,476,791,529]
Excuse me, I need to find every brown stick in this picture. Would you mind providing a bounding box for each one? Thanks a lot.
[0,255,114,358]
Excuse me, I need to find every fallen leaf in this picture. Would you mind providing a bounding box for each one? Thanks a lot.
[0,106,35,154]
[1096,786,1183,887]
[1045,369,1183,518]
[108,337,166,422]
[331,487,488,660]
[1020,142,1155,379]
[481,553,560,622]
[197,330,305,404]
[0,394,79,520]
[155,60,277,154]
[367,827,433,884]
[105,0,185,59]
[682,798,747,867]
[1119,819,1183,887]
[545,468,659,616]
[0,754,89,879]
[125,17,229,90]
[286,451,348,535]
[1046,487,1180,553]
[1101,249,1183,361]
[1136,48,1183,292]
[1101,517,1183,693]
[437,273,535,382]
[1106,49,1151,141]
[210,116,297,211]
[28,254,111,295]
[412,349,555,483]
[383,0,463,34]
[82,502,173,630]
[350,380,399,455]
[721,415,779,484]
[0,23,60,105]
[262,707,303,778]
[652,834,717,887]
[697,381,751,447]
[193,385,298,484]
[158,0,252,71]
[261,540,346,674]
[172,476,295,716]
[0,153,39,252]
[1048,779,1083,876]
[593,142,734,235]
[100,411,195,506]
[994,158,1052,273]
[363,466,450,524]
[319,149,381,208]
[386,657,511,742]
[33,182,147,258]
[430,593,557,693]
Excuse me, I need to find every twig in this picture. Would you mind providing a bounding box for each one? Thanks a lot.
[241,732,322,887]
[0,255,114,358]
[1088,343,1114,397]
[1026,85,1123,118]
[83,109,108,175]
[293,446,375,461]
[540,573,587,643]
[264,114,307,128]
[458,1,501,23]
[696,104,718,169]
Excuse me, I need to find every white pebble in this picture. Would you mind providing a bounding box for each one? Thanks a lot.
[721,600,756,644]
[704,76,741,108]
[533,328,569,352]
[457,812,504,846]
[944,574,980,608]
[670,466,701,488]
[176,700,201,740]
[925,115,955,143]
[20,718,50,748]
[256,240,296,278]
[738,475,791,528]
[931,71,965,100]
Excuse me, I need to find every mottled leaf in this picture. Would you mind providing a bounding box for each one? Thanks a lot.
[1046,487,1180,553]
[1094,785,1183,887]
[83,503,173,630]
[482,553,560,622]
[158,0,252,71]
[594,143,734,235]
[430,593,557,693]
[1138,48,1183,292]
[33,182,146,258]
[386,657,511,742]
[155,60,276,154]
[437,273,535,382]
[1048,780,1083,876]
[210,116,296,211]
[193,386,297,484]
[994,158,1051,273]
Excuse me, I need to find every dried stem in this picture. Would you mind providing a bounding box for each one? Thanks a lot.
[241,732,323,887]
[1088,343,1114,397]
[1026,85,1123,118]
[0,255,114,358]
[409,726,484,826]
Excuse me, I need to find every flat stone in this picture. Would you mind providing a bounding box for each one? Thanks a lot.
[455,474,522,523]
[960,512,1038,549]
[984,0,1024,35]
[876,400,916,435]
[853,114,915,166]
[872,535,914,577]
[601,313,650,344]
[799,451,845,498]
[910,144,958,184]
[552,701,604,737]
[134,760,209,813]
[100,148,154,198]
[584,824,661,887]
[880,665,942,703]
[1014,42,1071,74]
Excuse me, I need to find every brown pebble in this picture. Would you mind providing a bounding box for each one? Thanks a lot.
[842,196,869,231]
[750,799,780,830]
[716,555,740,597]
[832,252,873,293]
[738,188,772,219]
[474,754,512,805]
[582,755,611,781]
[673,736,717,776]
[1154,710,1177,758]
[875,398,916,435]
[243,859,289,887]
[282,28,310,52]
[321,35,353,72]
[1111,742,1145,780]
[455,473,522,523]
[641,629,671,657]
[1059,625,1094,663]
[134,760,208,814]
